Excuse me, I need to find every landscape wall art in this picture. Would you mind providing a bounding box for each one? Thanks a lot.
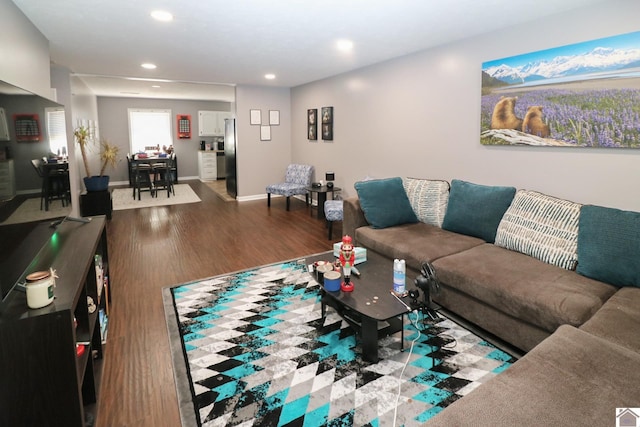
[481,30,640,148]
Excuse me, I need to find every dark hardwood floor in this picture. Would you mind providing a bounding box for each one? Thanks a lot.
[96,180,341,427]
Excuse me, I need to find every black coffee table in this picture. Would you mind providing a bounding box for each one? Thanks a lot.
[311,251,411,363]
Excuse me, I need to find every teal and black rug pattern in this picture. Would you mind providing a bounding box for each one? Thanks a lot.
[164,259,515,427]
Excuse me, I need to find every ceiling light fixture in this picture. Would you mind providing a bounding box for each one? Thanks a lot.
[141,63,157,70]
[151,85,161,88]
[151,10,173,22]
[336,39,354,52]
[264,74,276,80]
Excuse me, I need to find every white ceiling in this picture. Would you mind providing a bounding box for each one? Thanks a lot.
[13,0,607,101]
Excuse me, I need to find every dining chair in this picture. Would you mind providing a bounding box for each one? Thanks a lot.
[152,154,175,198]
[132,161,154,200]
[31,159,69,210]
[126,153,134,187]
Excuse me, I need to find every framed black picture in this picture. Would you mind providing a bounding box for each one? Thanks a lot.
[322,123,333,141]
[321,106,333,141]
[307,109,317,141]
[321,106,333,124]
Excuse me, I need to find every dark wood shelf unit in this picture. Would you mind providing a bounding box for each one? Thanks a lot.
[0,216,110,427]
[80,190,113,220]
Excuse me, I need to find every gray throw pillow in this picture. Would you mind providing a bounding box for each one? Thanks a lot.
[403,178,450,227]
[495,190,581,270]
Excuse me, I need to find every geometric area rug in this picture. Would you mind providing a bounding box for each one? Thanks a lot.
[162,257,516,427]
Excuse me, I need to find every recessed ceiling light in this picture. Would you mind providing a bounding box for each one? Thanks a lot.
[265,74,276,80]
[337,39,354,52]
[151,10,173,22]
[151,85,161,88]
[141,63,157,70]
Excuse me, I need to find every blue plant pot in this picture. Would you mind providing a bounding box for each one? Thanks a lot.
[84,175,110,192]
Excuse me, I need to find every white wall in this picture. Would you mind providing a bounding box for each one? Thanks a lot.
[291,0,640,211]
[235,85,291,198]
[0,0,51,98]
[50,65,82,216]
[70,76,100,201]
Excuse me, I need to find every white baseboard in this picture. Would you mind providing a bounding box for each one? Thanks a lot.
[16,189,41,196]
[246,193,316,206]
[237,194,265,202]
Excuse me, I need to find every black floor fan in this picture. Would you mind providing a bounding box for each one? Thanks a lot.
[409,261,441,321]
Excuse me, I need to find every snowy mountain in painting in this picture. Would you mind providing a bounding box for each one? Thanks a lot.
[484,47,640,84]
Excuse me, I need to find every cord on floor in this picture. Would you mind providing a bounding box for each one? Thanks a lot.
[392,310,421,427]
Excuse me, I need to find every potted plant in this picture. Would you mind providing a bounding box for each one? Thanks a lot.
[74,125,120,192]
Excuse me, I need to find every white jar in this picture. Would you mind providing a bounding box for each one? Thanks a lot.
[25,270,55,309]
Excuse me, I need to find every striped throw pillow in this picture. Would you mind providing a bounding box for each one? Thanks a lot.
[495,190,581,270]
[402,178,450,227]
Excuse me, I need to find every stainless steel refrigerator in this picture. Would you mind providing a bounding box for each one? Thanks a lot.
[224,118,237,198]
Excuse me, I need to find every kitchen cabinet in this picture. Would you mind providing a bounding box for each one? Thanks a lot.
[0,159,15,200]
[198,111,231,136]
[198,151,217,181]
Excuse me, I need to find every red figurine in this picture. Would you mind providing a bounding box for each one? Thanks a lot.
[339,235,355,292]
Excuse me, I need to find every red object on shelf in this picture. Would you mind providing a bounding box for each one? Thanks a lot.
[76,344,86,357]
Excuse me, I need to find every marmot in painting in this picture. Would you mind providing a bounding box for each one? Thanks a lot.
[522,106,550,138]
[490,96,523,130]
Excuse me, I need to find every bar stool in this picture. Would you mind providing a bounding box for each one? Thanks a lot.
[31,159,69,210]
[152,154,174,198]
[132,162,154,200]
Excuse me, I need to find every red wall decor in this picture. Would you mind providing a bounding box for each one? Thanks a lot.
[177,114,191,139]
[13,114,41,142]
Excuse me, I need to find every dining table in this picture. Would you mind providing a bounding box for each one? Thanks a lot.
[128,154,178,186]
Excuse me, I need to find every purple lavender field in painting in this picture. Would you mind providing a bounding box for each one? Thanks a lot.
[481,31,640,148]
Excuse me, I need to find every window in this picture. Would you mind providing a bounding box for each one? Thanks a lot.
[128,109,172,154]
[46,107,67,155]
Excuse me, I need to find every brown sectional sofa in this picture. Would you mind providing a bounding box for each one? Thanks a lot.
[344,177,640,425]
[426,324,640,426]
[431,243,617,351]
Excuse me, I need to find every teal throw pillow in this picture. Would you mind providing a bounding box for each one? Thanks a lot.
[355,177,418,229]
[442,179,516,243]
[576,205,640,287]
